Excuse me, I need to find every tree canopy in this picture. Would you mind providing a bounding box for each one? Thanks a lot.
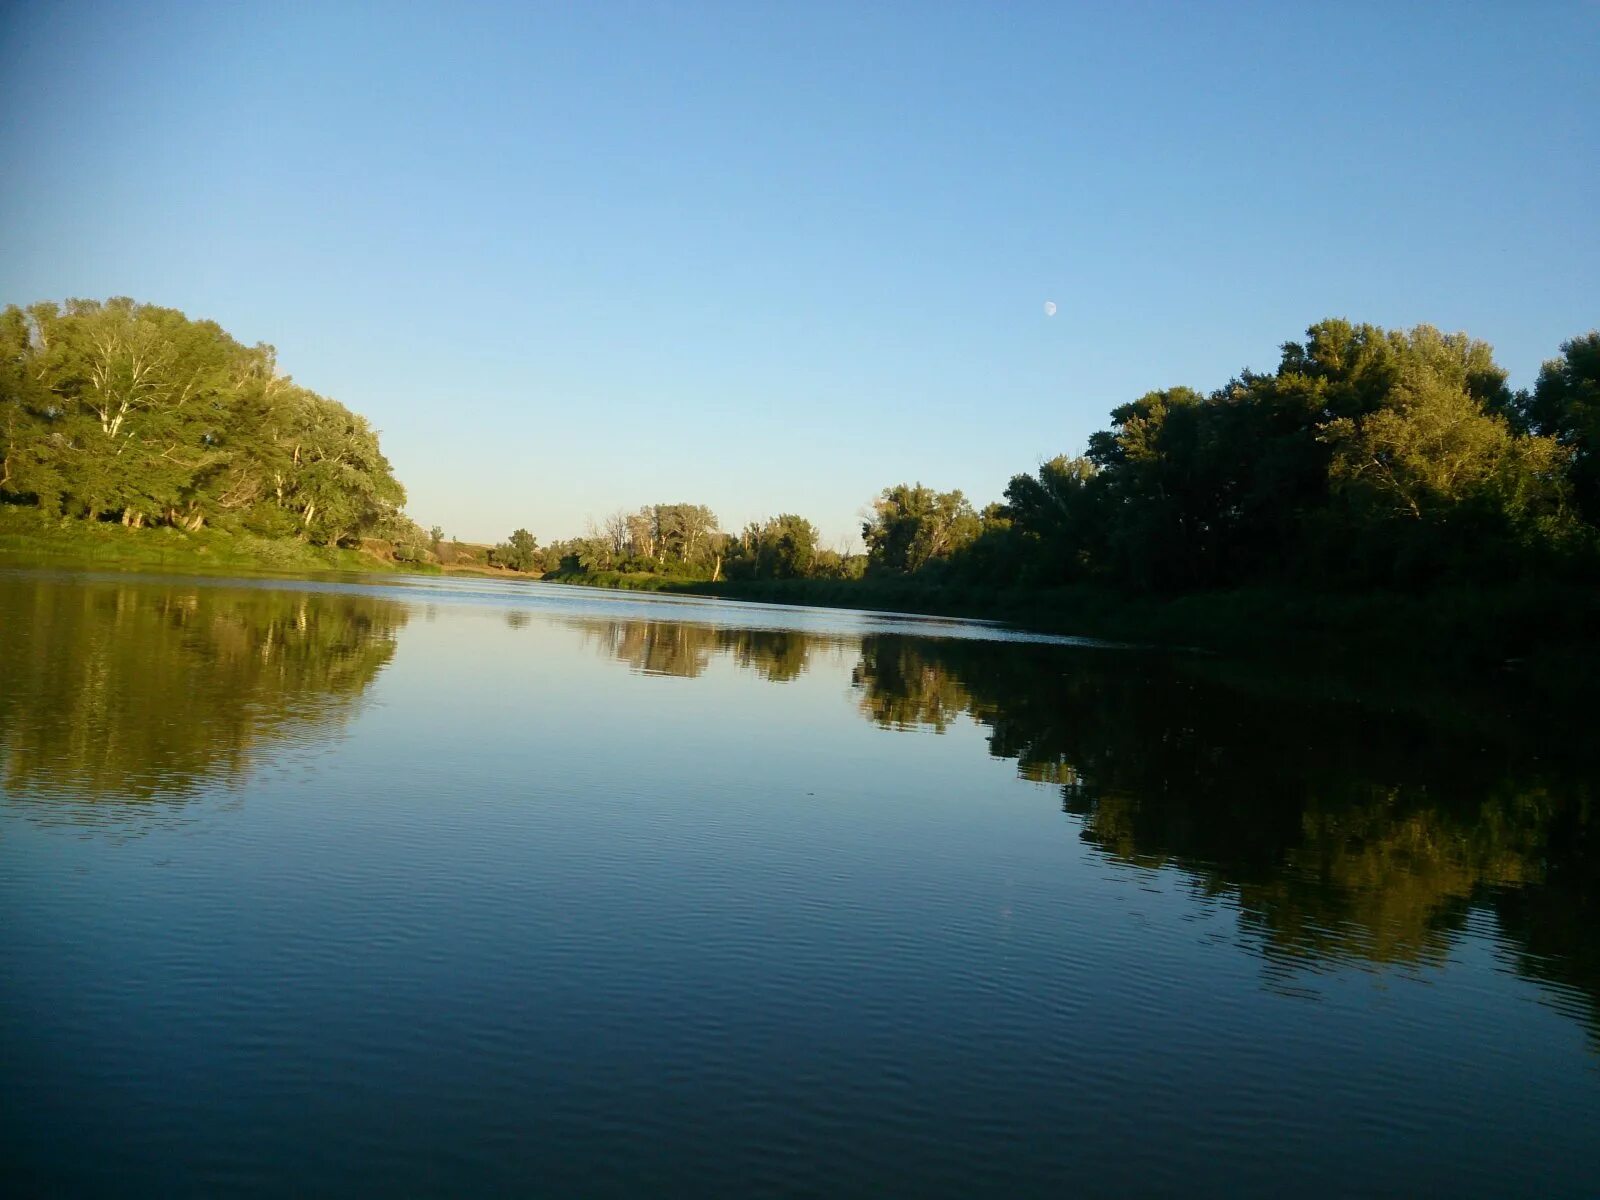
[1,297,408,545]
[945,319,1594,592]
[503,319,1598,598]
[27,302,1590,599]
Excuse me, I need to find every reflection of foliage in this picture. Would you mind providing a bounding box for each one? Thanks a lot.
[572,619,818,683]
[723,630,811,683]
[1235,786,1552,968]
[851,634,1599,1039]
[575,620,721,678]
[851,637,975,732]
[1492,792,1600,1035]
[0,576,406,804]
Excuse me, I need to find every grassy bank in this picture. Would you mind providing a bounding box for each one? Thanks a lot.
[0,508,436,576]
[543,569,1600,678]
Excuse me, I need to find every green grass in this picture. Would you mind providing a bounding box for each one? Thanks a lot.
[0,508,438,577]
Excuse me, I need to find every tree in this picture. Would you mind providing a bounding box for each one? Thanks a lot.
[490,528,541,572]
[999,455,1103,585]
[1323,385,1565,523]
[601,509,630,561]
[1062,321,1580,589]
[1513,332,1600,523]
[1319,377,1570,580]
[861,483,979,575]
[0,297,409,543]
[753,514,818,579]
[624,507,658,564]
[660,503,718,568]
[1084,388,1217,588]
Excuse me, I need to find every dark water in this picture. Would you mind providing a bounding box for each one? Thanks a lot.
[1,569,1596,1197]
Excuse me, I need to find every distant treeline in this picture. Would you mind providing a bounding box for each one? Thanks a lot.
[501,319,1600,593]
[0,298,419,551]
[491,506,861,582]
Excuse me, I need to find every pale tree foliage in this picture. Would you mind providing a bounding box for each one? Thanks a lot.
[862,483,979,574]
[601,509,630,560]
[0,297,407,542]
[1321,337,1569,526]
[726,513,818,579]
[657,503,717,565]
[624,508,657,561]
[617,503,719,567]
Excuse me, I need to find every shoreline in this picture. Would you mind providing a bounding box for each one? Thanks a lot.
[7,516,1598,699]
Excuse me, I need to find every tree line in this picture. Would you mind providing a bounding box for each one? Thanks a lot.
[0,298,416,549]
[490,504,865,581]
[8,301,1594,594]
[493,319,1600,594]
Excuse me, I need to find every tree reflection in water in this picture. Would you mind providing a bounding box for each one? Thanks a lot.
[564,613,1595,1028]
[850,632,1599,1043]
[570,618,820,683]
[5,587,1593,1046]
[0,575,406,810]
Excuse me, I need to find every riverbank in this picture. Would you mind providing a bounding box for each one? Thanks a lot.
[0,509,437,576]
[542,569,1600,688]
[6,514,1596,697]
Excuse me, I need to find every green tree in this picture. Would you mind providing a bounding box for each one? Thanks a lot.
[0,297,410,544]
[1513,332,1600,523]
[1315,333,1572,580]
[998,455,1103,585]
[1085,387,1217,588]
[1070,321,1579,589]
[759,513,818,579]
[491,528,541,572]
[862,483,979,575]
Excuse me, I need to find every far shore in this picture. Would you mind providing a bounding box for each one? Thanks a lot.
[7,513,1597,704]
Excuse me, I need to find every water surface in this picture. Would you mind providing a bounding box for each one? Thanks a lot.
[2,569,1596,1196]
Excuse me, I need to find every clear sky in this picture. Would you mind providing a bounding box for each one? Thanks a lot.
[2,1,1595,546]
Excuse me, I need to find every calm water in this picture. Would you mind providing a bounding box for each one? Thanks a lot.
[2,569,1596,1197]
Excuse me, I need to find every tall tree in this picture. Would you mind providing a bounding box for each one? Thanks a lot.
[1513,332,1600,523]
[862,484,979,575]
[0,297,409,544]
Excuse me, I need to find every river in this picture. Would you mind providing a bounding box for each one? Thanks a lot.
[1,568,1595,1196]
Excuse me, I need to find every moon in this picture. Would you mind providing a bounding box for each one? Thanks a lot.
[1044,301,1057,317]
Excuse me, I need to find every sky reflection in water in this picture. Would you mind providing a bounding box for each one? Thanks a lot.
[1,569,1596,1197]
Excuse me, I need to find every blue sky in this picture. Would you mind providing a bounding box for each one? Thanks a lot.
[2,1,1595,546]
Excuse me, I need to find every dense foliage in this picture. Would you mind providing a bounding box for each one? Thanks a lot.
[29,302,1584,597]
[1,298,410,546]
[520,319,1598,598]
[898,320,1599,592]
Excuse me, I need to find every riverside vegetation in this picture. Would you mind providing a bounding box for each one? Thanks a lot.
[4,297,1598,663]
[0,298,430,570]
[510,321,1600,669]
